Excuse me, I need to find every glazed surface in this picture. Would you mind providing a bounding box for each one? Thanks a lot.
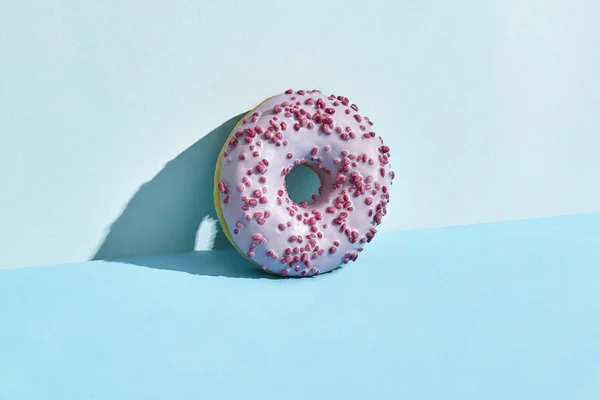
[215,90,394,277]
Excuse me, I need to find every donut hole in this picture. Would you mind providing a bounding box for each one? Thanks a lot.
[284,164,322,205]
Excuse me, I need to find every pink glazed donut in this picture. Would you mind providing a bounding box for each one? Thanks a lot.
[214,89,394,277]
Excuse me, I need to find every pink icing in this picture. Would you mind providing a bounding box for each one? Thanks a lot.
[216,89,394,277]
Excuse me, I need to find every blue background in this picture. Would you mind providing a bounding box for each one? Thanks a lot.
[2,213,599,399]
[1,1,599,398]
[1,0,600,268]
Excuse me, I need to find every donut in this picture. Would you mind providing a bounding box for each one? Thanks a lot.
[214,89,394,277]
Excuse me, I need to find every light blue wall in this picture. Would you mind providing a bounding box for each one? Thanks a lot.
[1,0,599,269]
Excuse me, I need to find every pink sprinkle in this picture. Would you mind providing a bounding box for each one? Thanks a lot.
[285,89,293,94]
[311,147,318,155]
[308,122,315,129]
[274,105,282,113]
[329,246,337,254]
[253,190,262,198]
[236,184,244,192]
[278,223,286,231]
[281,122,287,130]
[223,195,230,204]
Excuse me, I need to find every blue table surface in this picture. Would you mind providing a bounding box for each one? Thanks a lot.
[1,213,599,400]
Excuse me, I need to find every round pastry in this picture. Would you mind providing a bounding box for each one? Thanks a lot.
[214,89,394,277]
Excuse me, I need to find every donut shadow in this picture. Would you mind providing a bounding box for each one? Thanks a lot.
[90,113,250,277]
[108,250,282,279]
[91,112,327,279]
